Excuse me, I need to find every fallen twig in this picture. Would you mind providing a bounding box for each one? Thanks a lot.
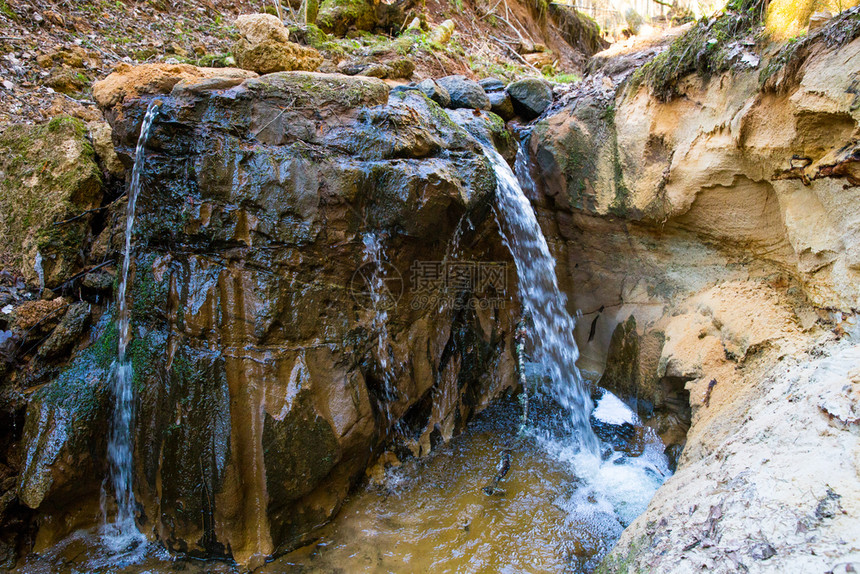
[52,206,108,226]
[490,35,541,74]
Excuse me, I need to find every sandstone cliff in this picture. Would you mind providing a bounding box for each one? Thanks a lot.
[532,10,860,572]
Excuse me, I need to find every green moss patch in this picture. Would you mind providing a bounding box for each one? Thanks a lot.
[631,0,767,101]
[0,116,102,284]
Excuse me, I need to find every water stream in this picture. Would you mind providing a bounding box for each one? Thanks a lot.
[105,100,160,544]
[360,232,398,427]
[14,111,669,574]
[484,141,599,456]
[34,251,44,295]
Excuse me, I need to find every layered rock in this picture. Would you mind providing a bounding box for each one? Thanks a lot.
[530,17,860,572]
[19,69,518,567]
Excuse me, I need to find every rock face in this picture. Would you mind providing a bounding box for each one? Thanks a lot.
[0,117,103,288]
[20,69,518,567]
[530,22,860,572]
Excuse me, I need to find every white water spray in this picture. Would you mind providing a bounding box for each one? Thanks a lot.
[106,101,160,544]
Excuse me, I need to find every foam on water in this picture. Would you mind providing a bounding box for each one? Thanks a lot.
[592,392,636,426]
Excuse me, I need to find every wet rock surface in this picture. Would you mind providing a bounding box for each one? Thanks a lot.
[17,67,519,567]
[507,78,553,120]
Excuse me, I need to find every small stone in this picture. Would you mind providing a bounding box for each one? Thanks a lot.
[429,19,455,44]
[436,75,490,110]
[46,68,88,95]
[35,301,91,360]
[479,77,505,92]
[385,58,415,80]
[1,80,13,91]
[749,542,776,561]
[487,90,514,120]
[167,42,188,58]
[361,63,388,78]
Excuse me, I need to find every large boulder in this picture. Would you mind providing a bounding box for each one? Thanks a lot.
[0,117,103,287]
[235,13,292,44]
[507,78,553,120]
[233,39,324,75]
[21,67,518,567]
[232,14,323,75]
[315,0,376,36]
[436,75,491,110]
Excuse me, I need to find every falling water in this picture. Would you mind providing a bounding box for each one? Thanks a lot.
[482,142,600,456]
[106,101,160,542]
[360,232,397,427]
[34,251,44,295]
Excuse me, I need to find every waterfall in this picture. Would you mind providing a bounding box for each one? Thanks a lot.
[106,101,160,542]
[360,232,397,427]
[34,251,44,295]
[482,142,600,456]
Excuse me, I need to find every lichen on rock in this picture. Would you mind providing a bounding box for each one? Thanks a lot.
[0,116,103,287]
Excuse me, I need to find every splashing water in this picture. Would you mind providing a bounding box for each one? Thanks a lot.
[483,142,599,456]
[105,101,160,545]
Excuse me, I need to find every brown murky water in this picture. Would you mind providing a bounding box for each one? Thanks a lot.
[270,400,591,573]
[16,396,667,574]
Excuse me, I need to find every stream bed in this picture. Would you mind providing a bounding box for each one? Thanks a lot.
[17,394,668,574]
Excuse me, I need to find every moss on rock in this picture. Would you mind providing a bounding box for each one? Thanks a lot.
[315,0,376,36]
[244,71,389,109]
[0,116,102,287]
[630,0,766,101]
[18,317,115,509]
